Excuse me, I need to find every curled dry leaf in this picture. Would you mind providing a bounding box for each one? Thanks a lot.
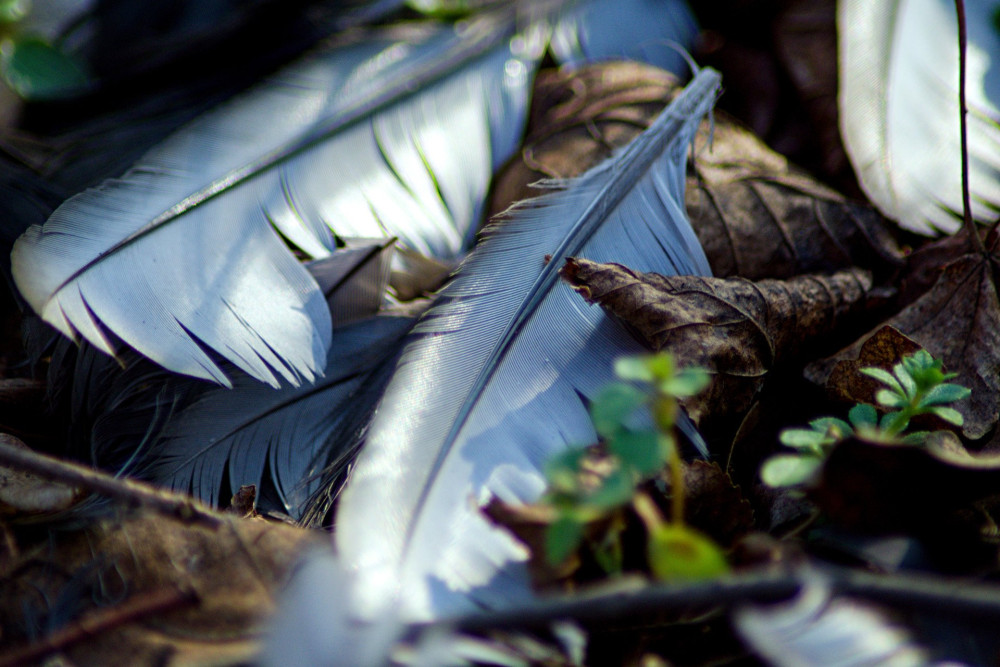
[560,257,874,429]
[770,0,848,182]
[490,61,901,280]
[0,502,324,665]
[809,238,1000,441]
[684,105,900,281]
[814,325,924,406]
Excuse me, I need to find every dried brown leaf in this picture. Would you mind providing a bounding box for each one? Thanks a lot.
[560,257,873,427]
[490,61,901,280]
[0,499,324,664]
[809,247,1000,440]
[818,325,924,406]
[771,0,846,180]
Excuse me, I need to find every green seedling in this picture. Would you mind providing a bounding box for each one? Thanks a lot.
[0,1,91,100]
[762,350,971,488]
[542,351,728,582]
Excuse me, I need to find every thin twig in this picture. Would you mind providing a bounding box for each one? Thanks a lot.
[0,587,198,667]
[955,0,985,253]
[430,565,1000,636]
[0,434,220,526]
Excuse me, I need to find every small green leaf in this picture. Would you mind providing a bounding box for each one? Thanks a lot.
[544,448,588,493]
[591,518,625,575]
[0,0,28,24]
[614,355,656,382]
[590,383,645,438]
[892,360,917,399]
[545,513,585,565]
[880,410,909,434]
[587,467,635,510]
[760,454,822,487]
[901,431,930,445]
[861,367,904,395]
[1,36,90,100]
[406,0,474,18]
[875,388,906,408]
[848,403,878,428]
[929,406,964,426]
[919,383,971,407]
[779,428,830,451]
[648,524,729,582]
[809,417,853,439]
[609,429,662,476]
[643,353,674,381]
[660,367,709,397]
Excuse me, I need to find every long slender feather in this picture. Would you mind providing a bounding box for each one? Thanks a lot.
[11,12,542,386]
[335,68,720,622]
[839,0,1000,235]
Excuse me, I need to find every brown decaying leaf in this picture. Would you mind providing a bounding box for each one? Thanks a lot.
[560,257,873,427]
[809,241,1000,441]
[817,325,924,407]
[0,495,324,664]
[490,61,900,281]
[771,0,847,181]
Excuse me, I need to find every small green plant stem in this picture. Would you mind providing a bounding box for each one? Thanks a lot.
[632,490,665,533]
[668,438,685,523]
[653,394,685,524]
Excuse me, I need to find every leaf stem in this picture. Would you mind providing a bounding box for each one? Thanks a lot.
[956,0,985,252]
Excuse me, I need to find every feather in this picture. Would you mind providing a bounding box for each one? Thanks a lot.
[734,579,932,666]
[11,12,543,387]
[45,242,412,519]
[145,311,414,517]
[335,67,720,623]
[551,0,698,75]
[838,0,1000,235]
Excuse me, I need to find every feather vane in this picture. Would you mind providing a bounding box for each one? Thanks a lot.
[335,67,721,622]
[11,13,541,386]
[839,0,1000,234]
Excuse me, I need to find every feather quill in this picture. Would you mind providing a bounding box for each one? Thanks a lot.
[335,67,720,622]
[838,0,1000,235]
[11,13,542,386]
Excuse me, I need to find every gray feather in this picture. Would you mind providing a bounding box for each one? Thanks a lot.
[11,13,541,387]
[335,67,721,623]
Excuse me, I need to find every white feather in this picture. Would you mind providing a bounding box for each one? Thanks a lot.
[11,14,542,386]
[335,68,720,623]
[839,0,1000,235]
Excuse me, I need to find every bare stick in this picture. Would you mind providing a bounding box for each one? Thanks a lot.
[0,433,220,526]
[956,0,985,252]
[0,587,197,667]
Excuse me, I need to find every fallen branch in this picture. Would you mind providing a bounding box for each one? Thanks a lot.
[0,433,220,526]
[0,586,198,667]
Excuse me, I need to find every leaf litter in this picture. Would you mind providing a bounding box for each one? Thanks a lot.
[4,4,1000,665]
